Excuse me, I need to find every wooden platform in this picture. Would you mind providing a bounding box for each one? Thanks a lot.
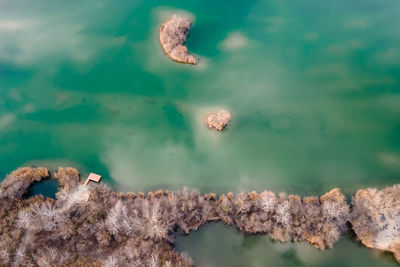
[84,173,102,186]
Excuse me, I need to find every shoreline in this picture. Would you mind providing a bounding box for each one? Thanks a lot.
[0,167,399,266]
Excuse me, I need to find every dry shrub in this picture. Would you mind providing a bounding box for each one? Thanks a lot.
[0,167,359,266]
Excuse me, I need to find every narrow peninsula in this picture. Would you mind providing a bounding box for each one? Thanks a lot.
[0,167,399,266]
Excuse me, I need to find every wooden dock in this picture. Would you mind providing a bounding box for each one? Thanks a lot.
[84,173,102,186]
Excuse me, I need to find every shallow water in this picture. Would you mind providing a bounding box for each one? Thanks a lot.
[0,0,399,265]
[176,222,399,267]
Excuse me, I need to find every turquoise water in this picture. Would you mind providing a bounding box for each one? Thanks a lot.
[1,0,400,265]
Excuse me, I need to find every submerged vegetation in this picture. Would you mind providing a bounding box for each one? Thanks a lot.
[0,167,398,266]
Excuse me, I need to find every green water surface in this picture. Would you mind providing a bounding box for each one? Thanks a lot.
[0,0,399,265]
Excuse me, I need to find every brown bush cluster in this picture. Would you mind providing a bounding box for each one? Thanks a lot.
[159,17,196,64]
[351,185,400,262]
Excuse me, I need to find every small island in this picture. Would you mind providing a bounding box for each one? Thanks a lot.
[159,17,196,64]
[207,109,231,131]
[351,185,400,262]
[1,167,399,265]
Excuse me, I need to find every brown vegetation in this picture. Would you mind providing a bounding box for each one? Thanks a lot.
[159,17,196,64]
[350,185,400,262]
[1,167,397,266]
[0,167,49,199]
[206,109,231,131]
[0,167,192,266]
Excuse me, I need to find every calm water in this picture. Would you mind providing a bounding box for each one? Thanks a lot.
[0,0,399,265]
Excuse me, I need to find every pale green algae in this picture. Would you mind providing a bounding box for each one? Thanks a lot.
[0,0,400,265]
